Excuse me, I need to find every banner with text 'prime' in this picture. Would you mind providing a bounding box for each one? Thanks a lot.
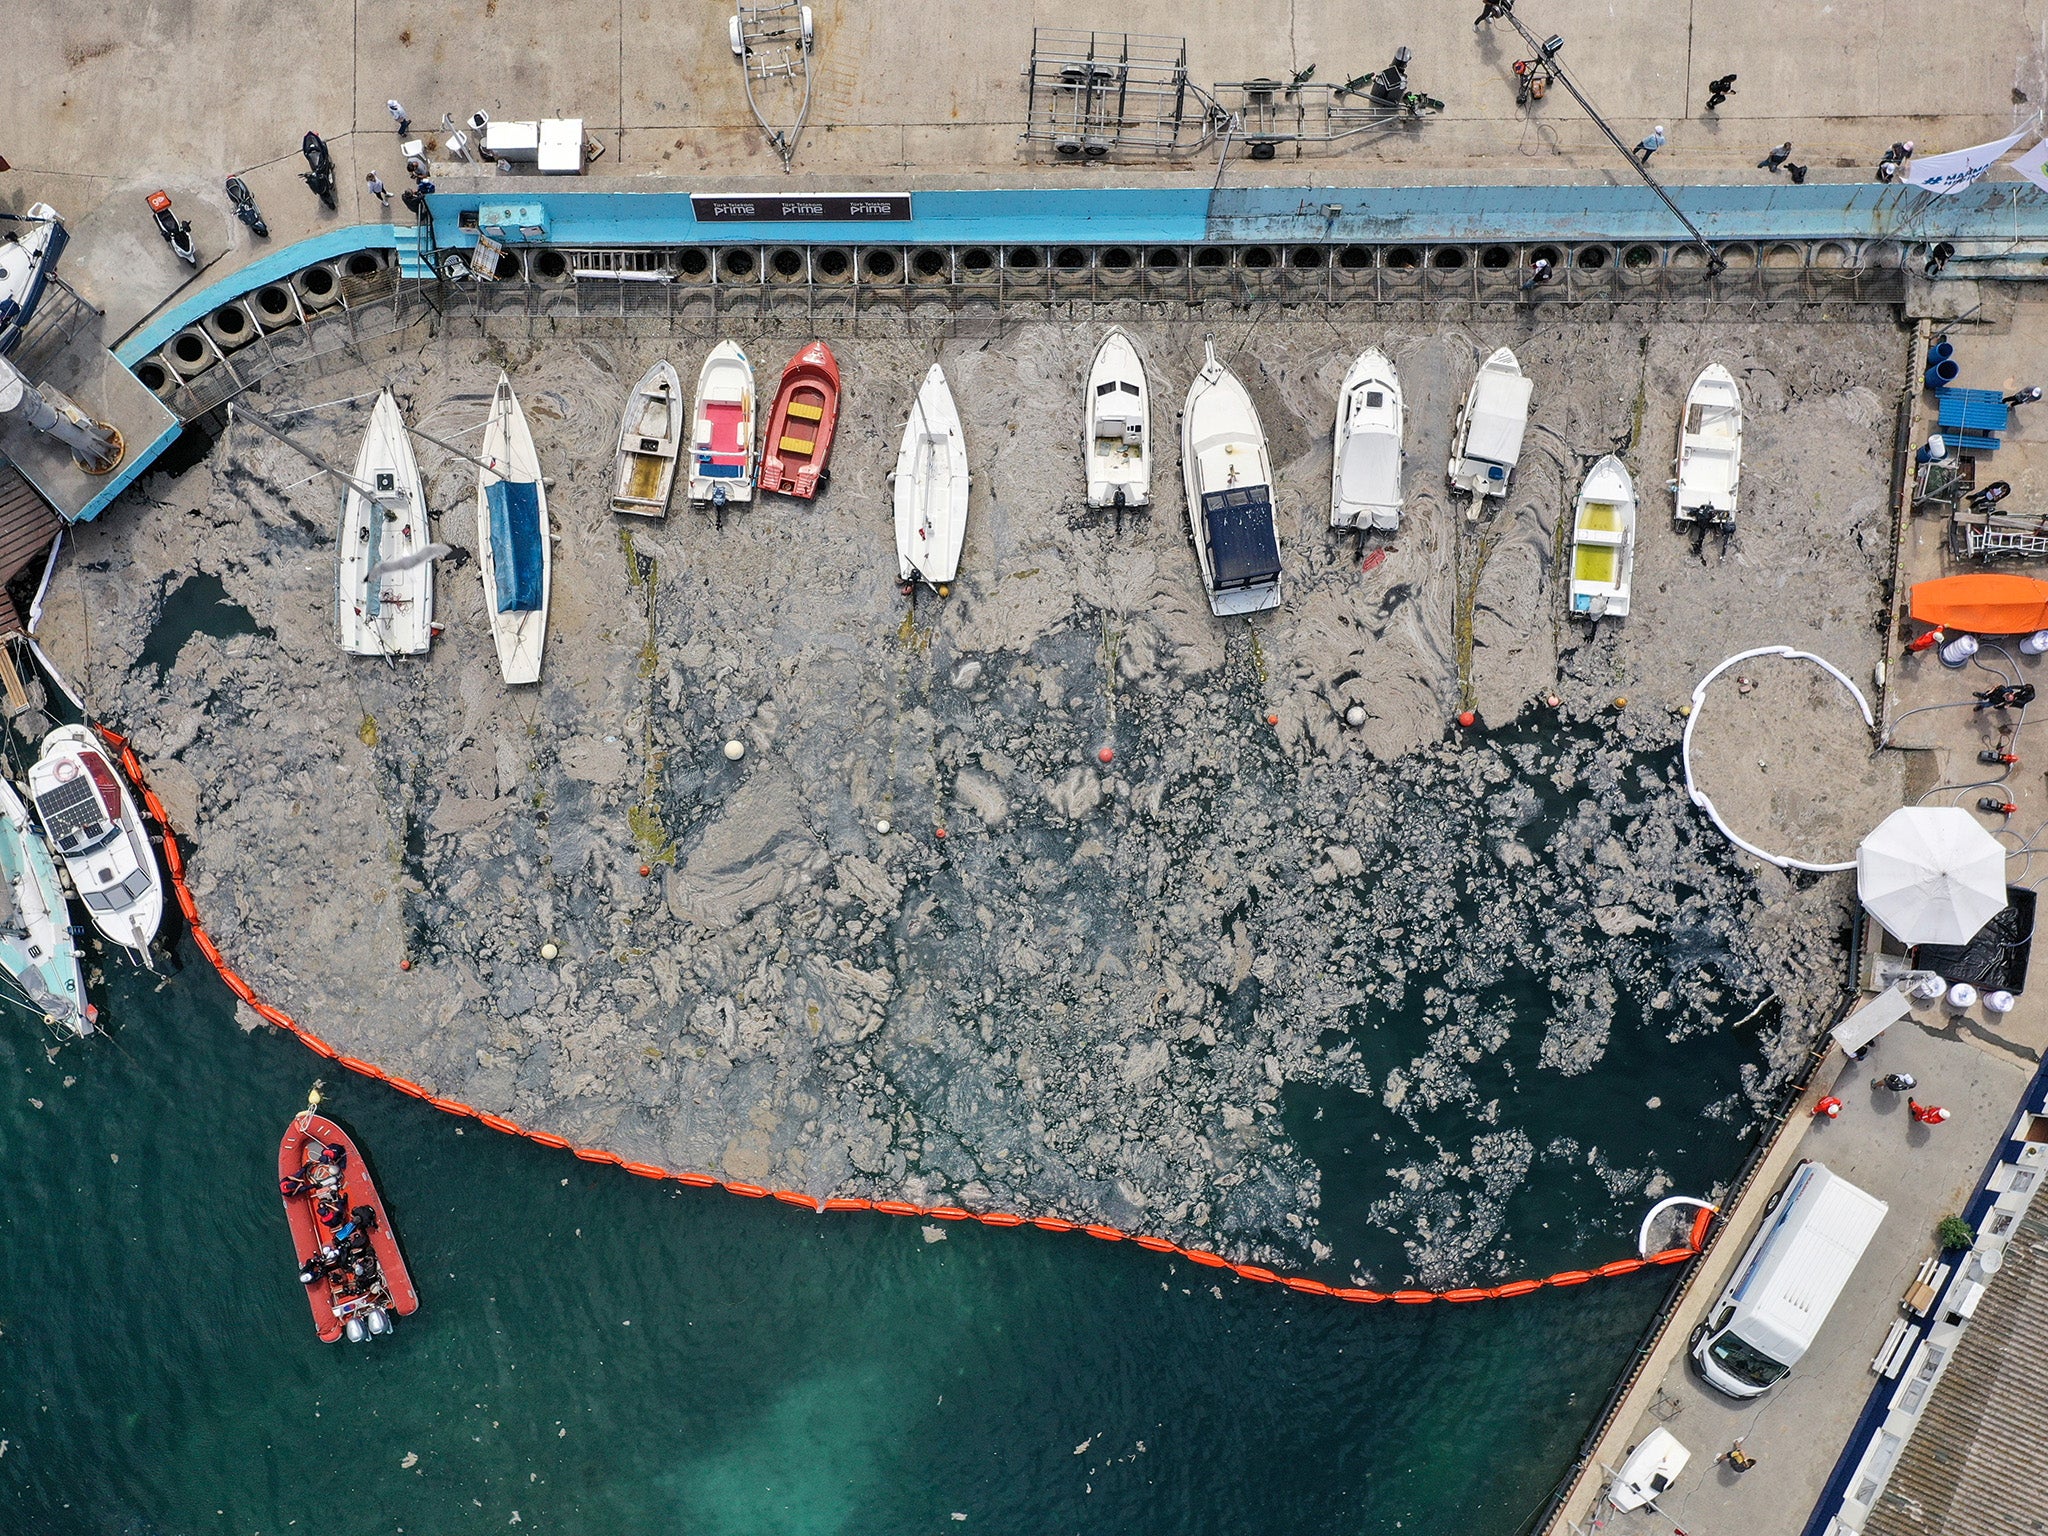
[690,194,912,223]
[1903,127,2032,194]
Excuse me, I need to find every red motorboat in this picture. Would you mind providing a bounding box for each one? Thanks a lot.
[278,1110,419,1343]
[758,340,840,499]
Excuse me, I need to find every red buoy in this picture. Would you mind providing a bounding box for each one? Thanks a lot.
[399,958,412,971]
[639,864,653,878]
[1097,746,1114,764]
[1266,713,1280,726]
[1458,710,1476,727]
[934,827,948,839]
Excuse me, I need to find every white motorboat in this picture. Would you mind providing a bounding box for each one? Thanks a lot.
[337,389,434,657]
[0,775,88,1034]
[687,341,756,509]
[1330,347,1404,532]
[1181,336,1282,617]
[0,204,68,357]
[1084,328,1151,510]
[1447,346,1533,502]
[612,360,683,518]
[1607,1428,1691,1512]
[476,372,551,684]
[1568,453,1637,621]
[1673,363,1743,527]
[28,725,162,968]
[893,363,970,588]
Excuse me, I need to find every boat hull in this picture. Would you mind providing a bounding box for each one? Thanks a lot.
[1182,344,1282,617]
[1084,328,1151,509]
[1910,573,2048,635]
[0,205,67,356]
[1331,348,1403,531]
[1674,363,1742,525]
[688,342,757,505]
[1568,454,1637,620]
[337,390,433,656]
[611,360,683,518]
[475,373,551,685]
[894,364,970,585]
[1447,346,1531,500]
[279,1113,420,1344]
[28,724,163,965]
[759,341,840,500]
[0,776,87,1033]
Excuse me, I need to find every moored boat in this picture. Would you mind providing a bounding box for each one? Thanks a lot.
[1182,336,1282,617]
[1084,328,1151,510]
[1447,346,1532,503]
[1568,454,1637,621]
[759,341,839,500]
[278,1109,419,1344]
[337,389,434,656]
[0,204,68,357]
[0,775,88,1034]
[688,341,757,509]
[476,372,550,685]
[28,725,162,967]
[1674,363,1742,527]
[893,363,970,589]
[610,360,683,518]
[1607,1428,1690,1512]
[1330,347,1403,532]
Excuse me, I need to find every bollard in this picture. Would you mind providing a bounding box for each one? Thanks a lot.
[1939,634,1979,669]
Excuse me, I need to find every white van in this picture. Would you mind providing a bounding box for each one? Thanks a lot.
[1691,1160,1888,1399]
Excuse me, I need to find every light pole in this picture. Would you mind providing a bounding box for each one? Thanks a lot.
[1493,5,1723,274]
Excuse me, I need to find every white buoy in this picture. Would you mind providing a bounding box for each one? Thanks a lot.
[540,941,559,961]
[1946,981,1978,1010]
[1345,704,1366,727]
[1939,634,1979,669]
[875,819,892,835]
[723,739,745,761]
[1985,988,2016,1014]
[1911,973,1947,1000]
[2022,632,2048,657]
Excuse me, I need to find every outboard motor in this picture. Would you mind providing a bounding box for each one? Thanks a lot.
[367,1307,391,1337]
[344,1314,367,1343]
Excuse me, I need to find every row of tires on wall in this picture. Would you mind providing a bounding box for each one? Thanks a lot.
[487,239,1903,288]
[131,251,395,400]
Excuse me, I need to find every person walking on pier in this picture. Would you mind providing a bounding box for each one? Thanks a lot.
[387,99,411,136]
[1759,141,1792,173]
[364,171,390,208]
[1705,74,1737,110]
[1474,0,1512,26]
[2004,385,2042,407]
[1908,1098,1951,1126]
[1874,1072,1918,1093]
[1633,125,1667,162]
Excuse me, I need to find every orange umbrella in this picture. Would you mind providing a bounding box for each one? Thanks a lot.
[1908,574,2048,635]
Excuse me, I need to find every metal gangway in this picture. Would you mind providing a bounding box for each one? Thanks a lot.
[1950,508,2048,561]
[730,2,815,172]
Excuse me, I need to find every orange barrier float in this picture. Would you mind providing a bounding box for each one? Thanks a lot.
[98,720,1714,1312]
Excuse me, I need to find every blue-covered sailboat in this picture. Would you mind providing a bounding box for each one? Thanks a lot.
[475,372,550,684]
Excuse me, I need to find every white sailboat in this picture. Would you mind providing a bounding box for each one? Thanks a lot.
[1568,454,1637,621]
[1330,348,1403,532]
[687,341,756,509]
[0,775,88,1033]
[611,360,684,518]
[893,363,970,589]
[475,372,550,684]
[0,203,68,357]
[1181,336,1282,617]
[1447,346,1533,503]
[1673,363,1742,527]
[337,389,433,657]
[1084,328,1151,510]
[28,725,162,968]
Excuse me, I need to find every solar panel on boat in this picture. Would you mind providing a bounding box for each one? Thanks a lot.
[35,777,112,854]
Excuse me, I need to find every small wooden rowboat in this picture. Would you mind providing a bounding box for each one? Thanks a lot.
[759,340,839,499]
[610,360,683,518]
[278,1111,419,1344]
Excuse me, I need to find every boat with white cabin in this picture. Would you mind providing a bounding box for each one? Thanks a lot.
[1182,336,1282,616]
[0,204,68,357]
[688,341,756,509]
[28,725,162,968]
[1568,454,1637,621]
[893,364,970,589]
[611,360,683,518]
[1084,328,1150,511]
[1607,1428,1691,1512]
[1673,363,1742,527]
[0,774,88,1034]
[337,389,434,657]
[475,373,550,684]
[1447,346,1532,504]
[1330,347,1403,531]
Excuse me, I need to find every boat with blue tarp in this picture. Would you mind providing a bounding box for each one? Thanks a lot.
[475,373,550,684]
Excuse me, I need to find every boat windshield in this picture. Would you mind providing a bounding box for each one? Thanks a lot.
[1707,1329,1790,1389]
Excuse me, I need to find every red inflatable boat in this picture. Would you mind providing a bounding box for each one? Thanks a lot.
[278,1111,419,1343]
[759,340,840,499]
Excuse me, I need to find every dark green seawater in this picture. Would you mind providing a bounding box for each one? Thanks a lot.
[0,947,1759,1536]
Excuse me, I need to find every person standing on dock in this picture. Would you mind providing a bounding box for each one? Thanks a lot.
[2004,385,2042,407]
[1759,142,1792,173]
[1786,162,1809,183]
[1705,74,1737,110]
[365,171,391,207]
[1633,125,1667,162]
[387,99,411,136]
[1474,0,1512,25]
[1909,1098,1951,1126]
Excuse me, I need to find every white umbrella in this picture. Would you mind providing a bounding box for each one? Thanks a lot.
[1857,806,2009,946]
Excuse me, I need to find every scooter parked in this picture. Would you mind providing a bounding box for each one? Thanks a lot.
[146,190,197,267]
[300,132,337,212]
[226,176,269,239]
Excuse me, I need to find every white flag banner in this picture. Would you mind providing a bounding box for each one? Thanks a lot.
[2011,136,2048,194]
[1904,126,2032,194]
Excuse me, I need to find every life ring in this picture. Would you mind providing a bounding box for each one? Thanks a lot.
[54,759,77,782]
